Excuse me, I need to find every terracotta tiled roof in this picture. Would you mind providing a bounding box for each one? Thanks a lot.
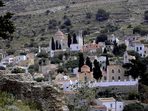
[90,105,107,110]
[81,65,90,73]
[55,30,65,40]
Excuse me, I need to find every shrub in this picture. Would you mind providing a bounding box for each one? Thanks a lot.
[50,58,63,64]
[96,9,110,21]
[86,12,92,19]
[96,34,108,43]
[123,103,144,111]
[34,77,44,82]
[37,52,48,58]
[28,64,39,74]
[11,68,25,73]
[144,10,148,22]
[48,19,58,29]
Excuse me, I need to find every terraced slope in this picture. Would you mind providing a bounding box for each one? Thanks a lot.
[0,0,148,49]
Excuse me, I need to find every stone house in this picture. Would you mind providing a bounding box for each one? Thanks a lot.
[103,64,128,82]
[77,65,94,82]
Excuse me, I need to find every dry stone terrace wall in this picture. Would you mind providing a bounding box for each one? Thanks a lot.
[0,74,69,111]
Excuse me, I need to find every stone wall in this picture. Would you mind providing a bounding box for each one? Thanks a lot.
[0,74,69,111]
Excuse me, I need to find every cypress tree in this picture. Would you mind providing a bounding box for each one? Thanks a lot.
[73,33,78,44]
[78,53,84,72]
[86,57,92,72]
[59,43,62,49]
[51,37,55,50]
[67,33,72,47]
[112,41,119,56]
[93,59,102,81]
[103,47,107,54]
[56,40,59,49]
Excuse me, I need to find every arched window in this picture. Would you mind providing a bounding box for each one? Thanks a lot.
[112,69,114,73]
[118,76,121,80]
[112,76,114,80]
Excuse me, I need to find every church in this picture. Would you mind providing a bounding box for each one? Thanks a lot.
[49,29,84,57]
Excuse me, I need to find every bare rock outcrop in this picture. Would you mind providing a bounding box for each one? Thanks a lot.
[0,73,69,111]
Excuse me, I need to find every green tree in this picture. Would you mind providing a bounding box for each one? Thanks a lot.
[67,33,72,48]
[86,57,92,72]
[93,59,102,81]
[123,59,147,79]
[66,82,96,111]
[73,33,78,44]
[144,10,148,22]
[78,53,84,72]
[51,37,55,50]
[103,47,107,54]
[11,68,25,73]
[123,103,144,111]
[55,40,59,49]
[0,0,15,40]
[96,9,110,21]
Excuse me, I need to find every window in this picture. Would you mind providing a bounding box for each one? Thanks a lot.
[118,76,121,80]
[104,76,107,80]
[112,76,114,80]
[110,104,112,108]
[140,47,142,50]
[118,69,120,73]
[84,76,87,81]
[112,69,114,73]
[137,47,139,51]
[120,105,122,108]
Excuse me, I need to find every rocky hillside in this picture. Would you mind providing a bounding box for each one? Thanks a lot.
[0,73,68,111]
[0,0,148,49]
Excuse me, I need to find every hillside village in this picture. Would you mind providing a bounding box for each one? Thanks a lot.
[1,0,148,111]
[0,28,148,111]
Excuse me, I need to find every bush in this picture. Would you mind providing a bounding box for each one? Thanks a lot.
[37,52,48,58]
[65,60,79,69]
[144,10,148,22]
[28,64,39,74]
[105,24,118,32]
[34,77,44,82]
[86,12,92,19]
[96,9,110,21]
[128,92,139,100]
[0,66,6,70]
[133,25,148,36]
[0,91,40,111]
[48,19,58,29]
[11,68,25,73]
[50,58,63,64]
[123,103,144,111]
[6,49,15,55]
[96,34,108,43]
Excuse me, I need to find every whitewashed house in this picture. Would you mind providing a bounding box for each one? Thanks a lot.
[0,55,14,65]
[70,31,83,51]
[96,97,124,111]
[15,55,27,63]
